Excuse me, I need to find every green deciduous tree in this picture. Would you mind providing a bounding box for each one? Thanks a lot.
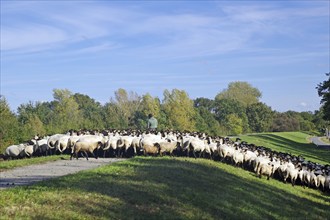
[20,114,46,141]
[162,89,196,131]
[215,81,262,107]
[246,102,273,132]
[104,89,142,129]
[52,89,82,132]
[194,107,223,136]
[316,73,330,121]
[0,96,20,152]
[225,114,243,135]
[73,93,105,130]
[213,99,249,133]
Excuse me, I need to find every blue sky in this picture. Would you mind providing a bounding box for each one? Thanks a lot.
[1,1,329,113]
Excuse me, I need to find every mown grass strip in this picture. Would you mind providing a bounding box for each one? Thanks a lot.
[0,157,329,220]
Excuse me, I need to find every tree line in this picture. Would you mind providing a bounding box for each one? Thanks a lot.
[1,79,329,153]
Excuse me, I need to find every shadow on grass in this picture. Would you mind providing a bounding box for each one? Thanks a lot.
[29,157,330,220]
[244,133,330,164]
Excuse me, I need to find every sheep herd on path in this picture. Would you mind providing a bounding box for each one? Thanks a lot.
[2,129,330,192]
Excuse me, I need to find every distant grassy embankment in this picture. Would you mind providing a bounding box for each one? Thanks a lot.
[237,132,330,165]
[0,157,329,220]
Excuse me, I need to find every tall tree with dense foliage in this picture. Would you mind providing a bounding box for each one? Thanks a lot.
[215,81,262,107]
[162,89,196,131]
[73,93,105,130]
[0,96,20,152]
[246,102,273,132]
[316,73,330,121]
[194,107,223,136]
[52,89,82,132]
[213,98,249,133]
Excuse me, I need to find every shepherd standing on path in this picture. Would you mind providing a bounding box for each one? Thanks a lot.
[147,114,158,132]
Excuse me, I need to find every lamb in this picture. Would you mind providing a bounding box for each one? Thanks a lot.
[70,141,103,160]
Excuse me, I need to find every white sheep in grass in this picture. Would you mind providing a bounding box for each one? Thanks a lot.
[70,141,103,160]
[283,165,300,186]
[325,175,330,191]
[47,134,66,153]
[131,135,142,154]
[34,137,50,156]
[155,138,180,156]
[140,133,164,156]
[5,144,25,159]
[254,155,271,175]
[316,174,326,191]
[243,149,258,170]
[232,147,244,167]
[185,136,211,159]
[218,144,235,162]
[21,144,34,158]
[258,162,275,180]
[67,135,82,151]
[117,135,135,157]
[54,135,71,153]
[304,169,317,187]
[206,137,219,156]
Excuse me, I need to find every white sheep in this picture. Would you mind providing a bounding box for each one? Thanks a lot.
[258,162,274,180]
[232,147,244,167]
[155,138,180,156]
[316,174,326,191]
[283,166,299,186]
[5,144,25,159]
[70,141,103,160]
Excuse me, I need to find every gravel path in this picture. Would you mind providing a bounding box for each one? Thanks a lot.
[0,158,126,190]
[310,137,330,149]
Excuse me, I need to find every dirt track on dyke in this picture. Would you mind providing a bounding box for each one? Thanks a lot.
[0,158,126,190]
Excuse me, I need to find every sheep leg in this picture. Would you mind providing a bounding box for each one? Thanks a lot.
[193,151,197,159]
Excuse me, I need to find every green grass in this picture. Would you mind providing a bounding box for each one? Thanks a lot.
[0,157,329,220]
[237,132,330,164]
[0,155,70,172]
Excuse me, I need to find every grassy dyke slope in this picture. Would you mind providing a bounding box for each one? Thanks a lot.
[238,132,330,164]
[0,157,329,220]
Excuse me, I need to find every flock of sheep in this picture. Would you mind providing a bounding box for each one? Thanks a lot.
[2,129,330,192]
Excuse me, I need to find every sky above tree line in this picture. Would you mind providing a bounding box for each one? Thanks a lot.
[1,1,329,113]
